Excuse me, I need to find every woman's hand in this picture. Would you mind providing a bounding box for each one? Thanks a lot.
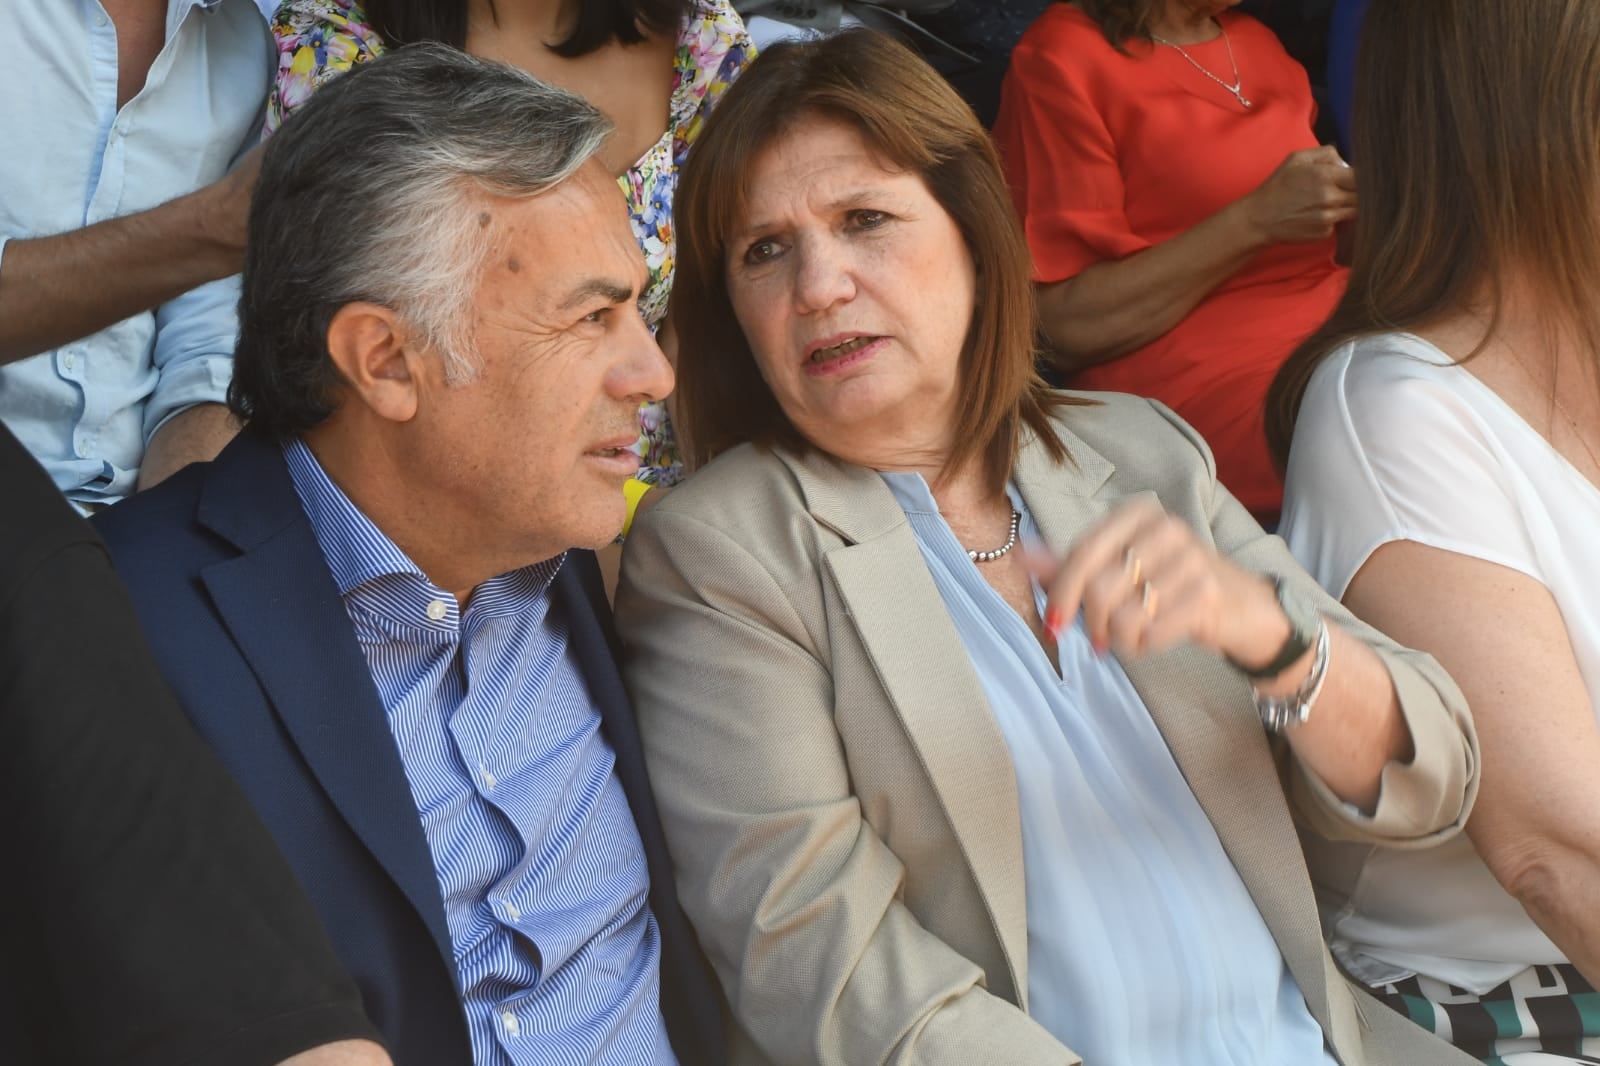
[1041,498,1421,811]
[1240,146,1358,245]
[1039,498,1290,666]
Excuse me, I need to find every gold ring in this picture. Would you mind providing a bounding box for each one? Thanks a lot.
[1141,581,1159,617]
[1124,546,1142,587]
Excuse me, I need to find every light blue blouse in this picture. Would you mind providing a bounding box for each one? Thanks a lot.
[880,472,1336,1066]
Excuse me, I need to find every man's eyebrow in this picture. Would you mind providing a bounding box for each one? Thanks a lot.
[556,277,636,311]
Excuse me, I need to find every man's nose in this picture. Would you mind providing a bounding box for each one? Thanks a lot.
[616,313,674,404]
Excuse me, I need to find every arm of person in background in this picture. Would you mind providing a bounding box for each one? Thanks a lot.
[0,146,258,368]
[263,6,386,139]
[1344,544,1600,986]
[617,506,1078,1066]
[995,39,1355,372]
[135,263,252,489]
[139,400,241,489]
[1038,147,1356,370]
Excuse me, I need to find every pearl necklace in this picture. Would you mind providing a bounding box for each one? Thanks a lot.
[967,510,1021,564]
[1151,23,1252,110]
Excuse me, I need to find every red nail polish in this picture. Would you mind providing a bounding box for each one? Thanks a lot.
[1092,638,1108,657]
[1045,607,1064,636]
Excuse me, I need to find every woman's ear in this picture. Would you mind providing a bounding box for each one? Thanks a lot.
[324,302,420,424]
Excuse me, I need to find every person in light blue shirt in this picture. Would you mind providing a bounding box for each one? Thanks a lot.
[0,0,272,508]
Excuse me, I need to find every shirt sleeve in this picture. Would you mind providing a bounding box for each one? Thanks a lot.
[264,1,387,138]
[1280,347,1541,599]
[142,272,238,443]
[0,523,381,1065]
[993,34,1152,284]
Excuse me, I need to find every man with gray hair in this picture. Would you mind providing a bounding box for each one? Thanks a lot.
[93,44,722,1066]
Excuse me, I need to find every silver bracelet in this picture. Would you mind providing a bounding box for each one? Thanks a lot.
[1253,619,1330,734]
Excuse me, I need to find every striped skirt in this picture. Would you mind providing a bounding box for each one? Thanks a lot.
[1373,963,1600,1065]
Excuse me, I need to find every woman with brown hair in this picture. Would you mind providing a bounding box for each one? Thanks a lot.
[1267,3,1600,1062]
[614,28,1480,1066]
[993,0,1355,523]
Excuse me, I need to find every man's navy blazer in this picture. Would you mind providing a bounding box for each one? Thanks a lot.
[93,432,725,1066]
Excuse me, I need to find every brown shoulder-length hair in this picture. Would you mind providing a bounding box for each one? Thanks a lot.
[671,28,1082,493]
[1265,0,1600,469]
[1071,0,1162,51]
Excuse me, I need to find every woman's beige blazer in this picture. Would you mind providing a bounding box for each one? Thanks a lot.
[616,393,1480,1066]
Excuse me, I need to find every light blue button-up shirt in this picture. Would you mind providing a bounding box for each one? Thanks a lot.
[284,439,677,1065]
[0,0,272,505]
[882,472,1337,1066]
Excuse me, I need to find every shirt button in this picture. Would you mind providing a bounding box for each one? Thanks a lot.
[480,766,497,790]
[502,900,521,921]
[500,1010,519,1036]
[62,352,76,371]
[425,598,447,621]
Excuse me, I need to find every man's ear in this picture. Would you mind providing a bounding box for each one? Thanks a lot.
[325,302,422,424]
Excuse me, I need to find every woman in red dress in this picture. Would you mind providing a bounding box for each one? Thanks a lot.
[994,0,1352,521]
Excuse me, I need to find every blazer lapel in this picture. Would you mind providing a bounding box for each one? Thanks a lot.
[782,449,1033,1005]
[1010,419,1117,559]
[556,551,725,1059]
[1018,417,1333,1028]
[1119,649,1333,1026]
[196,436,456,971]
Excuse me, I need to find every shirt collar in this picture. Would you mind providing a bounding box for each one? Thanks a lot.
[282,438,565,626]
[283,437,426,598]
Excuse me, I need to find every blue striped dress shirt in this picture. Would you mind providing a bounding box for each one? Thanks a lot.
[284,439,676,1066]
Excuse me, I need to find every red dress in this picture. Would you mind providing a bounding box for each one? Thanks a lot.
[994,5,1347,518]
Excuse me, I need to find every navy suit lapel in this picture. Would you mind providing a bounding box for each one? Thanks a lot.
[195,435,456,974]
[556,552,725,1062]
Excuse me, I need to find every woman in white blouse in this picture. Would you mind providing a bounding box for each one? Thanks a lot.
[1266,2,1600,1063]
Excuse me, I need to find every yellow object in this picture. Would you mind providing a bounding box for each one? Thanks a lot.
[621,478,654,539]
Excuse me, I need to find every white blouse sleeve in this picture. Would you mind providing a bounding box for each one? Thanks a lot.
[1279,342,1542,599]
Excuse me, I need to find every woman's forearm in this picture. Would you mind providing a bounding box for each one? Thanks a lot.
[1037,198,1268,373]
[1274,625,1413,811]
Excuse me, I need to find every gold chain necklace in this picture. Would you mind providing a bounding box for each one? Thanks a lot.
[1151,23,1252,110]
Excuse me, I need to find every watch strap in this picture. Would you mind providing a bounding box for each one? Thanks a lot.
[1228,575,1317,680]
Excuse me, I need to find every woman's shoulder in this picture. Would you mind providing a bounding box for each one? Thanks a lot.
[670,0,756,134]
[641,443,817,548]
[269,0,381,44]
[1015,3,1110,49]
[1301,333,1477,427]
[1050,390,1213,468]
[657,443,801,511]
[1010,4,1122,72]
[266,0,386,134]
[628,442,858,593]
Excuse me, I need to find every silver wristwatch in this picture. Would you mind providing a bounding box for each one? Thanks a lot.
[1253,618,1331,734]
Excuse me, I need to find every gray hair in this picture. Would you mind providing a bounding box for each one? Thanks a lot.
[230,43,613,438]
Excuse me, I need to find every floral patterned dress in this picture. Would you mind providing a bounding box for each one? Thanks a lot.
[266,0,755,486]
